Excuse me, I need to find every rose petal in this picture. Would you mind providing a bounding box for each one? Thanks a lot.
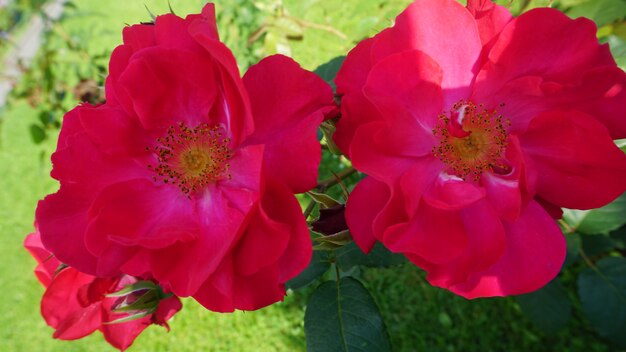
[447,200,566,298]
[345,177,390,253]
[243,55,334,192]
[520,109,626,209]
[37,185,98,275]
[426,199,506,288]
[371,0,481,107]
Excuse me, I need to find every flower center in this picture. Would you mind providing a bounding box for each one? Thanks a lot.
[432,101,509,180]
[148,123,232,196]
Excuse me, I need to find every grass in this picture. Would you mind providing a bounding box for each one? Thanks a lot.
[0,0,616,351]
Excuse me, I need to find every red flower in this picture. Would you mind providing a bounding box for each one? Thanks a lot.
[335,0,626,297]
[24,231,181,351]
[35,4,334,311]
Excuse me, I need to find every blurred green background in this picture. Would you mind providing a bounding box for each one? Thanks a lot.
[1,0,625,351]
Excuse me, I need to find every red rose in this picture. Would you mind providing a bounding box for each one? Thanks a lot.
[24,231,181,351]
[36,4,334,311]
[335,0,626,297]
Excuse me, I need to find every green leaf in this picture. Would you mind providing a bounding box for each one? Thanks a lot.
[313,56,345,91]
[516,278,572,335]
[144,4,157,21]
[29,124,46,144]
[104,310,152,325]
[314,230,352,250]
[106,280,157,298]
[578,256,626,347]
[563,193,626,235]
[111,290,159,313]
[320,120,342,155]
[54,263,68,276]
[567,0,626,27]
[304,277,391,352]
[581,234,616,257]
[287,250,330,290]
[611,226,626,249]
[564,233,582,267]
[307,190,341,209]
[167,0,176,15]
[616,138,626,153]
[38,111,55,127]
[336,242,406,270]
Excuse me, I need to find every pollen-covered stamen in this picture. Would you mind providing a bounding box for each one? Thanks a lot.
[432,101,510,181]
[148,123,232,196]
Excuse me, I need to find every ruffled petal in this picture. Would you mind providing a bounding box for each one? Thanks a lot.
[232,195,290,277]
[56,105,86,150]
[154,13,204,52]
[268,181,313,282]
[363,49,444,133]
[189,23,254,144]
[186,3,220,42]
[100,317,149,352]
[105,45,135,111]
[242,55,334,192]
[41,269,101,340]
[84,179,199,275]
[345,176,390,253]
[474,8,615,120]
[149,187,247,297]
[426,199,506,288]
[350,122,420,182]
[78,104,151,156]
[474,67,626,137]
[24,231,60,287]
[334,38,379,156]
[194,258,284,312]
[466,0,512,49]
[519,110,626,209]
[370,0,481,107]
[383,201,468,265]
[336,37,376,96]
[480,135,528,221]
[447,200,565,298]
[121,24,156,52]
[100,291,153,351]
[423,173,485,211]
[118,47,219,130]
[51,132,147,190]
[347,52,446,183]
[399,157,445,214]
[36,185,98,274]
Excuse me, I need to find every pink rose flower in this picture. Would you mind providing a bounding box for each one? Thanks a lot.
[36,4,334,311]
[24,231,181,351]
[335,0,626,297]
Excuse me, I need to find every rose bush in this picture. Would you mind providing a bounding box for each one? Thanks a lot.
[335,0,626,298]
[35,3,334,312]
[24,230,181,351]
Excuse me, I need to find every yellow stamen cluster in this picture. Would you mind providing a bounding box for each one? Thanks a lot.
[148,122,232,196]
[432,101,510,181]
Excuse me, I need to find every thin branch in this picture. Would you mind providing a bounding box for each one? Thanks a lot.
[578,247,598,271]
[303,167,356,220]
[558,219,575,234]
[285,15,348,40]
[303,200,316,220]
[316,167,356,192]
